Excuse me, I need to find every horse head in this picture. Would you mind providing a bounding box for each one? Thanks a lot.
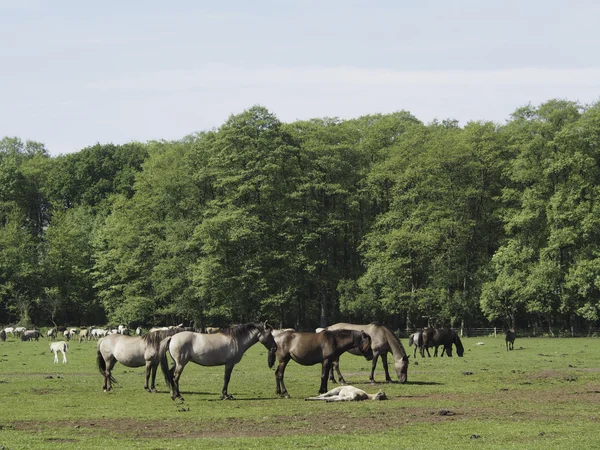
[394,355,409,384]
[454,333,464,357]
[357,331,373,360]
[258,322,277,368]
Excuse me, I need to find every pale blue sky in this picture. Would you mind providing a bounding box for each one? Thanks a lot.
[2,0,599,156]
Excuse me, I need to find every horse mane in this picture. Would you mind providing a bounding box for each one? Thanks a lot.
[142,328,182,347]
[380,325,408,359]
[218,322,262,338]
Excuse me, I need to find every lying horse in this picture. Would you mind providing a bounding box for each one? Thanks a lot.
[97,328,183,392]
[322,323,409,384]
[273,329,372,398]
[160,322,276,400]
[50,341,68,363]
[421,328,464,357]
[505,329,516,351]
[305,385,387,402]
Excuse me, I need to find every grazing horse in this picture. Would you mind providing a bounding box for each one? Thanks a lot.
[97,328,183,392]
[14,326,26,338]
[21,329,42,341]
[305,385,387,402]
[322,323,410,384]
[160,322,277,401]
[50,341,68,363]
[3,327,14,337]
[273,329,373,398]
[421,328,464,357]
[79,328,90,343]
[0,329,5,342]
[505,329,516,351]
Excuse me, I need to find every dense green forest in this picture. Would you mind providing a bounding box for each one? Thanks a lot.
[2,99,600,333]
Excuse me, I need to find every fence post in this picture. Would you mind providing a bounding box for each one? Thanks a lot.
[494,327,497,337]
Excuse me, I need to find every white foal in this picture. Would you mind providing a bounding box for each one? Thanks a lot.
[305,385,387,402]
[50,341,68,364]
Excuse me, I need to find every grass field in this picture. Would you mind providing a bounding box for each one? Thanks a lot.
[0,334,599,449]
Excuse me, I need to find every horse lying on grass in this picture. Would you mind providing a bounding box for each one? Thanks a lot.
[305,385,387,402]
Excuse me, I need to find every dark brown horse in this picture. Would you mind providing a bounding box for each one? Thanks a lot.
[421,328,464,357]
[505,329,516,351]
[273,329,372,398]
[323,323,409,384]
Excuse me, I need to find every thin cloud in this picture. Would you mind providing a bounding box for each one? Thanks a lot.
[86,65,600,92]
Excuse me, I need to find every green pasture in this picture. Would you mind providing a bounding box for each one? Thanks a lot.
[0,335,599,449]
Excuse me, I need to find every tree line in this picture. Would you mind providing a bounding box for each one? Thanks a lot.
[2,99,600,334]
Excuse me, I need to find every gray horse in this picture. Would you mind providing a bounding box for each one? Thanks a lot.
[96,328,183,392]
[160,322,277,401]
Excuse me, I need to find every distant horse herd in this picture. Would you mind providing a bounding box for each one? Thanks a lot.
[1,322,517,401]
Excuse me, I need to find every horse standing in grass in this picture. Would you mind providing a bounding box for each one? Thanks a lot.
[505,329,516,351]
[273,329,372,398]
[409,331,423,358]
[0,329,5,342]
[21,329,42,341]
[97,328,183,392]
[160,322,277,401]
[50,341,68,363]
[421,328,464,357]
[321,323,409,384]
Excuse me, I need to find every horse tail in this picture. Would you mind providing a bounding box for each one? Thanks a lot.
[159,336,174,388]
[96,347,116,384]
[64,342,68,353]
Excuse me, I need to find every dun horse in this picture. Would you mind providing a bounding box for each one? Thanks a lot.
[322,323,409,384]
[421,328,464,357]
[160,322,276,401]
[96,328,183,392]
[505,329,516,351]
[273,329,372,398]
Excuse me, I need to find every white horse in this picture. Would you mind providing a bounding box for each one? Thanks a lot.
[305,385,387,402]
[50,341,68,363]
[14,326,26,337]
[46,328,56,341]
[3,327,14,337]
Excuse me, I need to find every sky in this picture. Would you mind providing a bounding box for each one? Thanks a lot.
[1,0,599,156]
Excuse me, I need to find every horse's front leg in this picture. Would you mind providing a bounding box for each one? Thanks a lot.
[369,354,380,383]
[319,360,331,394]
[220,363,235,400]
[331,359,346,384]
[144,361,152,392]
[380,353,393,383]
[275,357,290,398]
